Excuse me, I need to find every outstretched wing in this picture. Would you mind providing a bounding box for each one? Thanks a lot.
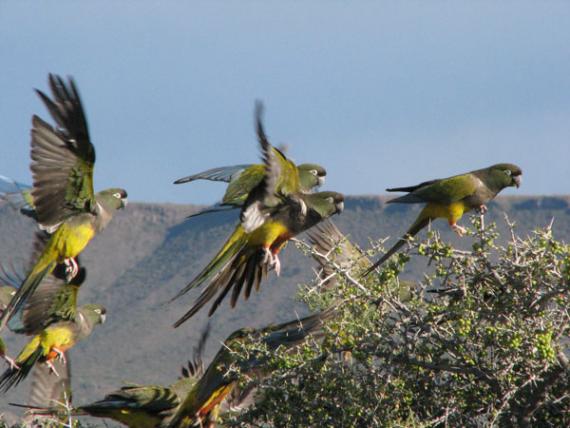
[240,102,299,232]
[28,353,72,408]
[174,164,251,184]
[31,74,96,231]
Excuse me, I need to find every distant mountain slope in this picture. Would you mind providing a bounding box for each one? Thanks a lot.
[1,195,569,422]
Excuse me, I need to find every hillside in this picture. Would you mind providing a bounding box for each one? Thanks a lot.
[1,195,570,422]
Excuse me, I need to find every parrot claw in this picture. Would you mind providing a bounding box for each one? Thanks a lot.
[479,204,488,214]
[46,360,60,377]
[271,254,281,276]
[53,348,67,364]
[3,355,19,371]
[262,247,272,265]
[451,224,467,237]
[64,258,79,281]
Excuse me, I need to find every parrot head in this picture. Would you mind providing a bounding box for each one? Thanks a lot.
[96,188,129,211]
[483,163,523,191]
[80,304,107,326]
[298,164,327,190]
[306,191,345,219]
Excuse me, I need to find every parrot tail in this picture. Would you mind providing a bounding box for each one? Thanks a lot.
[171,225,248,302]
[364,215,431,276]
[0,345,42,393]
[0,261,56,332]
[173,247,268,327]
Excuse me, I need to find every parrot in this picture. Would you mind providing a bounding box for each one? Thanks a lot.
[365,163,522,274]
[0,73,127,331]
[0,303,106,393]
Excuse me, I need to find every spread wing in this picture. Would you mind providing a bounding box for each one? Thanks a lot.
[240,101,299,232]
[28,353,72,408]
[31,74,96,230]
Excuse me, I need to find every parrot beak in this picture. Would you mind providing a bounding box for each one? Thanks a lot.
[100,313,107,324]
[122,198,129,208]
[336,201,344,214]
[317,176,326,187]
[513,175,522,188]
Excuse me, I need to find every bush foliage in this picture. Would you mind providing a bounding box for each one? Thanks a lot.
[226,216,570,427]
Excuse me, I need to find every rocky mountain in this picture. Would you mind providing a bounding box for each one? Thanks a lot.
[1,195,569,423]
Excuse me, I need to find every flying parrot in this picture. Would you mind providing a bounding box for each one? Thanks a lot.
[172,102,343,326]
[172,189,344,326]
[365,163,522,274]
[174,104,326,219]
[22,324,211,427]
[168,309,335,428]
[0,74,127,331]
[0,303,106,393]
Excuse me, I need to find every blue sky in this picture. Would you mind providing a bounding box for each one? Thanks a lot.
[1,1,569,204]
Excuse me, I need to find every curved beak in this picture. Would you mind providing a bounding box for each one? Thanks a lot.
[513,175,522,188]
[336,201,344,214]
[317,176,326,187]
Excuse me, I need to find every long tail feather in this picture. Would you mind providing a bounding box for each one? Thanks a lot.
[364,215,431,276]
[0,346,43,393]
[0,261,55,332]
[170,226,248,301]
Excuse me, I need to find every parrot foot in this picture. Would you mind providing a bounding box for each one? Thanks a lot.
[262,248,281,276]
[271,254,281,276]
[479,204,488,214]
[64,258,79,281]
[262,247,272,265]
[451,223,467,237]
[53,347,67,364]
[3,355,19,371]
[46,360,60,377]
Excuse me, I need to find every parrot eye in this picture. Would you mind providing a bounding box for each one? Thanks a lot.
[310,169,318,176]
[94,308,101,314]
[113,192,122,199]
[504,170,512,176]
[326,196,335,204]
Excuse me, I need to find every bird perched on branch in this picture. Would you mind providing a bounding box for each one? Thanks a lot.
[0,74,127,331]
[365,163,522,274]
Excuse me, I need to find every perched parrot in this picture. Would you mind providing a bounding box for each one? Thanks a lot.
[0,74,127,331]
[365,163,522,274]
[168,309,334,428]
[172,189,344,327]
[0,303,106,393]
[0,285,17,369]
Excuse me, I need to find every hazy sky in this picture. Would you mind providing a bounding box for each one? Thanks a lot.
[1,1,569,204]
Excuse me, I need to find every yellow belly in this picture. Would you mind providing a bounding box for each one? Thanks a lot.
[40,325,75,358]
[49,222,96,261]
[247,220,289,247]
[421,201,468,224]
